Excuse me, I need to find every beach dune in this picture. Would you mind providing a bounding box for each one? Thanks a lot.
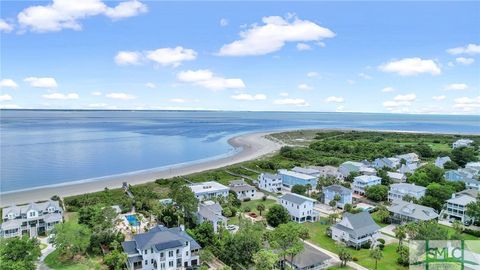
[0,132,282,206]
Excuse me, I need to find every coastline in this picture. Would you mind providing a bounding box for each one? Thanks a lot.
[0,131,282,206]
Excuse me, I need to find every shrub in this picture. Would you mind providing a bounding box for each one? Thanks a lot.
[361,241,371,249]
[243,198,251,202]
[243,206,251,212]
[352,256,359,261]
[464,228,480,237]
[262,195,267,201]
[378,243,385,250]
[377,238,386,244]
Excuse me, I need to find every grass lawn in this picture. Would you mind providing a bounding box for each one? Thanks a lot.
[371,211,390,228]
[442,224,479,240]
[64,212,79,223]
[303,219,407,270]
[44,250,106,270]
[228,199,277,225]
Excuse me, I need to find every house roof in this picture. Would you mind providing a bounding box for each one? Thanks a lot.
[388,200,438,221]
[128,225,201,251]
[43,213,63,223]
[447,195,476,206]
[278,169,317,180]
[122,240,138,255]
[261,172,280,179]
[188,181,229,194]
[353,175,381,183]
[127,255,143,264]
[333,212,380,238]
[2,200,61,217]
[292,167,320,175]
[324,185,352,195]
[198,202,226,222]
[230,182,255,193]
[0,219,23,230]
[436,156,451,164]
[341,161,364,168]
[287,243,331,269]
[390,183,426,193]
[387,172,405,180]
[280,193,316,205]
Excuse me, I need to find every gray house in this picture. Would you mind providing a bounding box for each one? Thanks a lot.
[284,243,333,270]
[122,225,201,270]
[196,201,227,233]
[330,212,380,249]
[1,200,63,238]
[388,200,438,224]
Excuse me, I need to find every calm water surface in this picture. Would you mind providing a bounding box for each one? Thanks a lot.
[1,110,479,192]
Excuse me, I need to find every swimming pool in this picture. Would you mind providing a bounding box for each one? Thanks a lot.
[126,215,139,226]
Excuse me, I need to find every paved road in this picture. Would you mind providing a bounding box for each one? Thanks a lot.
[304,240,370,270]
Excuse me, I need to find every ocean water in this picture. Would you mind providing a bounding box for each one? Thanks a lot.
[1,110,479,192]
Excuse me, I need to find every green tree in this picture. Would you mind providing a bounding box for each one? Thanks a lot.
[466,198,480,222]
[374,205,390,223]
[396,245,410,266]
[443,161,459,170]
[253,250,279,270]
[451,220,464,239]
[54,222,91,260]
[370,247,383,270]
[451,146,478,167]
[365,185,389,202]
[409,221,449,240]
[0,236,41,270]
[266,205,290,227]
[394,225,407,249]
[317,176,340,190]
[103,249,127,270]
[169,182,198,221]
[192,222,216,247]
[408,164,444,187]
[338,246,352,267]
[257,203,266,216]
[344,203,353,212]
[345,172,360,183]
[421,183,455,211]
[377,169,392,186]
[291,185,307,195]
[305,183,312,196]
[270,223,304,269]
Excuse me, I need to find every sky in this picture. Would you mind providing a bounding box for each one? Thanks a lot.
[0,0,479,114]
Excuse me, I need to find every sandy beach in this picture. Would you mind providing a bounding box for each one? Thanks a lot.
[0,131,282,206]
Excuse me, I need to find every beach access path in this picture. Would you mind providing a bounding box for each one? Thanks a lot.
[1,131,282,206]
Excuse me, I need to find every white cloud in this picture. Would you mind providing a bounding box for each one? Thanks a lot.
[432,95,446,101]
[306,72,318,78]
[43,92,79,100]
[24,77,58,88]
[394,93,416,102]
[273,98,309,106]
[336,105,345,112]
[445,83,468,91]
[104,0,147,20]
[455,57,475,65]
[146,47,197,67]
[91,91,102,96]
[169,98,186,103]
[106,92,136,100]
[447,44,480,55]
[176,69,245,91]
[0,19,14,33]
[453,96,480,112]
[0,94,13,101]
[114,51,142,65]
[218,15,335,56]
[358,72,372,79]
[0,104,22,109]
[379,58,441,76]
[381,87,395,93]
[298,83,313,90]
[145,82,156,89]
[231,93,267,101]
[296,43,311,51]
[220,18,228,27]
[0,79,18,88]
[279,92,289,97]
[17,0,147,33]
[325,96,344,103]
[316,41,326,48]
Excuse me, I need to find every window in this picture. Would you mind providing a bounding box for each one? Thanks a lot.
[186,251,189,256]
[151,248,153,253]
[169,251,174,257]
[145,250,148,254]
[169,261,174,267]
[145,260,148,265]
[160,252,164,258]
[151,259,154,263]
[185,241,188,246]
[176,249,180,254]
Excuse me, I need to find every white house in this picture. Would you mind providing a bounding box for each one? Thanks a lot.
[279,193,319,223]
[388,183,426,201]
[196,201,227,233]
[453,139,474,149]
[258,173,282,193]
[312,165,344,180]
[435,156,452,169]
[229,180,256,200]
[466,162,480,174]
[387,171,407,183]
[352,175,382,195]
[359,167,377,176]
[396,153,420,163]
[330,212,381,249]
[188,181,229,201]
[1,200,63,239]
[445,190,477,223]
[122,225,201,270]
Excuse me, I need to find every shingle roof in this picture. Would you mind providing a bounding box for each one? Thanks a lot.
[280,193,316,205]
[0,219,23,230]
[42,213,63,223]
[287,243,331,268]
[324,185,352,195]
[292,167,320,175]
[390,183,426,193]
[128,225,201,251]
[198,202,226,222]
[2,200,61,217]
[388,200,438,221]
[127,255,143,264]
[262,173,280,179]
[230,184,255,193]
[122,241,138,255]
[333,212,380,238]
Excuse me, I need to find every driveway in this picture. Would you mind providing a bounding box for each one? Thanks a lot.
[37,237,55,270]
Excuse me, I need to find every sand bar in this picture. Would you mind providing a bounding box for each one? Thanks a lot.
[0,131,282,206]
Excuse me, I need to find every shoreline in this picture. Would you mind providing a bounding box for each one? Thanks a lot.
[0,131,282,206]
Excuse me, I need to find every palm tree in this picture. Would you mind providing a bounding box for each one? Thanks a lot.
[395,225,407,249]
[370,247,383,270]
[306,183,312,196]
[257,203,266,216]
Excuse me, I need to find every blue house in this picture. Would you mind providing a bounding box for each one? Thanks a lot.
[278,169,318,188]
[444,170,468,182]
[323,185,353,209]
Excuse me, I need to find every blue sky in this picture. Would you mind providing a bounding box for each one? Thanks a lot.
[1,0,479,114]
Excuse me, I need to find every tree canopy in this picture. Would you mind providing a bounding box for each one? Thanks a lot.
[266,205,290,227]
[0,236,41,270]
